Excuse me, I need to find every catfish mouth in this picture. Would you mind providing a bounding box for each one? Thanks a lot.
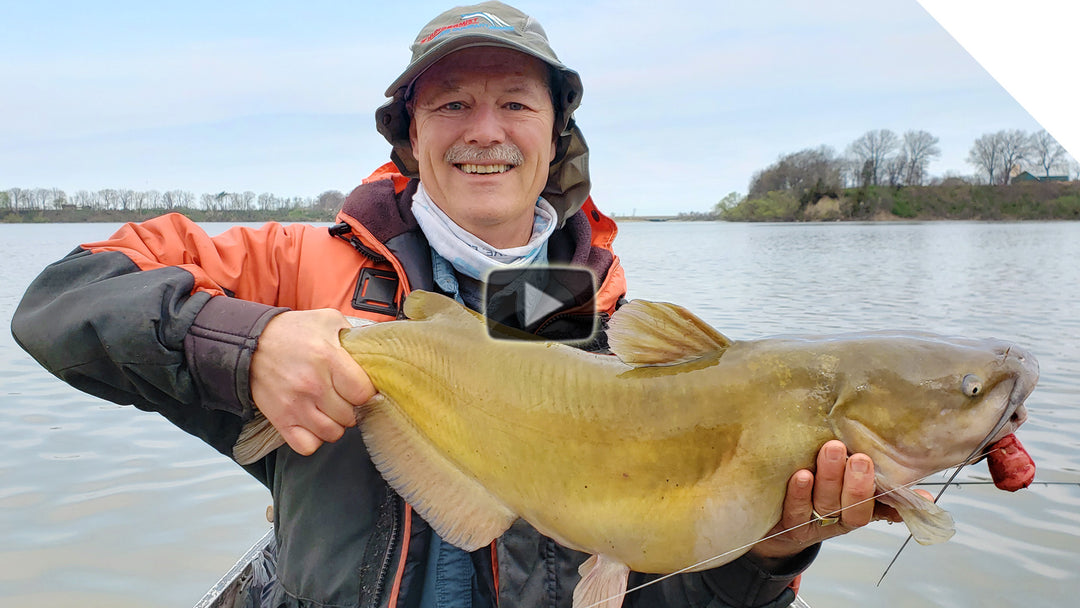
[973,347,1039,461]
[969,405,1028,463]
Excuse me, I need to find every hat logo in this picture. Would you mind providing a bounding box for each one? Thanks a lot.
[419,12,514,45]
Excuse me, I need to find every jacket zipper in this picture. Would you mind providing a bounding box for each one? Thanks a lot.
[360,490,403,608]
[330,222,389,264]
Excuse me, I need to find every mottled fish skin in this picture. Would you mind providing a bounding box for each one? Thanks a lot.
[234,291,1038,608]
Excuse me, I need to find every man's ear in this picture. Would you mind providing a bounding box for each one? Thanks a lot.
[409,118,419,154]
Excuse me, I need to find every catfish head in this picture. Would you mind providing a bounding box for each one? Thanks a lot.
[823,333,1038,544]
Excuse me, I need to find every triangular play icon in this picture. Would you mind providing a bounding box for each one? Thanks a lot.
[523,281,568,328]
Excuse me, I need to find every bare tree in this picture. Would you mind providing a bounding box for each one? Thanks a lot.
[9,187,30,211]
[201,193,221,211]
[221,192,239,211]
[968,133,1002,185]
[98,189,121,210]
[997,129,1030,184]
[240,191,256,211]
[846,129,900,187]
[884,152,909,186]
[176,190,195,208]
[163,189,194,210]
[1029,130,1068,177]
[316,190,346,212]
[145,190,162,209]
[116,189,136,211]
[28,188,53,210]
[258,192,277,211]
[72,190,93,209]
[902,130,941,185]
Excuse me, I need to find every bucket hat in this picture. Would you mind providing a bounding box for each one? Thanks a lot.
[375,1,589,225]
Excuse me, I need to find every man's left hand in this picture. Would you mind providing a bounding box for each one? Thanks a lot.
[748,440,902,564]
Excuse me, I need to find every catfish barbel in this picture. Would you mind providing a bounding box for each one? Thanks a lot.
[235,290,1038,608]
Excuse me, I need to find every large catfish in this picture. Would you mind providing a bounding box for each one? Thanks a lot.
[235,291,1037,608]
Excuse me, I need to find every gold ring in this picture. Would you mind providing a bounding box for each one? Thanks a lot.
[813,509,839,527]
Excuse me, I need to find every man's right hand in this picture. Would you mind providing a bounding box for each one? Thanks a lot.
[250,309,376,456]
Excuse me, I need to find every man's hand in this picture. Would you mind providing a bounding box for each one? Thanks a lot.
[250,309,376,456]
[749,440,901,564]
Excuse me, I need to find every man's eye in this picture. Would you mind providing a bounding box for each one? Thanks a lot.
[505,102,526,111]
[442,102,465,111]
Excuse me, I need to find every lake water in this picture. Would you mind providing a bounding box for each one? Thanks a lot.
[1,220,1077,607]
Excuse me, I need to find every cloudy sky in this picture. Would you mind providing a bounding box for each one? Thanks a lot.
[2,0,1076,216]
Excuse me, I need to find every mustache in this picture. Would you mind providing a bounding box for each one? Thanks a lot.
[444,143,524,166]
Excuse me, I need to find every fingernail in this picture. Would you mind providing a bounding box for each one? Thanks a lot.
[851,458,870,474]
[796,474,812,489]
[826,443,846,462]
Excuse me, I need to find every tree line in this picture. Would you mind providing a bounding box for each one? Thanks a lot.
[967,129,1073,185]
[1,187,348,221]
[715,128,1078,221]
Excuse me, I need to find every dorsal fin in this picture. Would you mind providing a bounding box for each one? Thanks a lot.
[607,299,733,366]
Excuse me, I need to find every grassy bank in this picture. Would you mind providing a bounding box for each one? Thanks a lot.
[722,181,1080,222]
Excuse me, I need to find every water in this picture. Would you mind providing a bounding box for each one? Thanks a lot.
[1,220,1078,607]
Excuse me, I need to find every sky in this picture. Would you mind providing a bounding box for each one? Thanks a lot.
[2,0,1077,216]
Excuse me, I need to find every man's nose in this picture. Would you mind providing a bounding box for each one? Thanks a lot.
[463,104,506,146]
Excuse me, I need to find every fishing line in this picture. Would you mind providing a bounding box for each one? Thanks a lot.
[876,459,968,587]
[579,458,982,608]
[917,480,1078,486]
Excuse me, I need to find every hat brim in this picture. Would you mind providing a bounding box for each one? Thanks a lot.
[383,34,573,99]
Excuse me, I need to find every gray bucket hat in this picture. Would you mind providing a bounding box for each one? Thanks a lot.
[375,1,590,226]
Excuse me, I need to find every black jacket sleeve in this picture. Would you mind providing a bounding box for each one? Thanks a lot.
[11,247,286,475]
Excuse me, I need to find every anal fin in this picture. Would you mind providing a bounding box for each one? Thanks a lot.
[359,394,517,551]
[574,554,631,608]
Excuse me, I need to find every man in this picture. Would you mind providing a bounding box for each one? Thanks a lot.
[12,3,888,607]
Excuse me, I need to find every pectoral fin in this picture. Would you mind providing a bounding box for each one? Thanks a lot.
[574,554,631,608]
[607,299,732,366]
[360,393,518,551]
[877,483,955,545]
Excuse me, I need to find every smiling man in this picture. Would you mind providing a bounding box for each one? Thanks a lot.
[12,3,884,608]
[408,47,557,247]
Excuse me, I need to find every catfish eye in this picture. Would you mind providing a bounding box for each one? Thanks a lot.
[962,374,983,397]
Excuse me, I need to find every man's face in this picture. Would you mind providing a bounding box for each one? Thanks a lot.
[409,47,557,248]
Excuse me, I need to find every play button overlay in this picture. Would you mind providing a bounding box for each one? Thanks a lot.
[483,266,597,342]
